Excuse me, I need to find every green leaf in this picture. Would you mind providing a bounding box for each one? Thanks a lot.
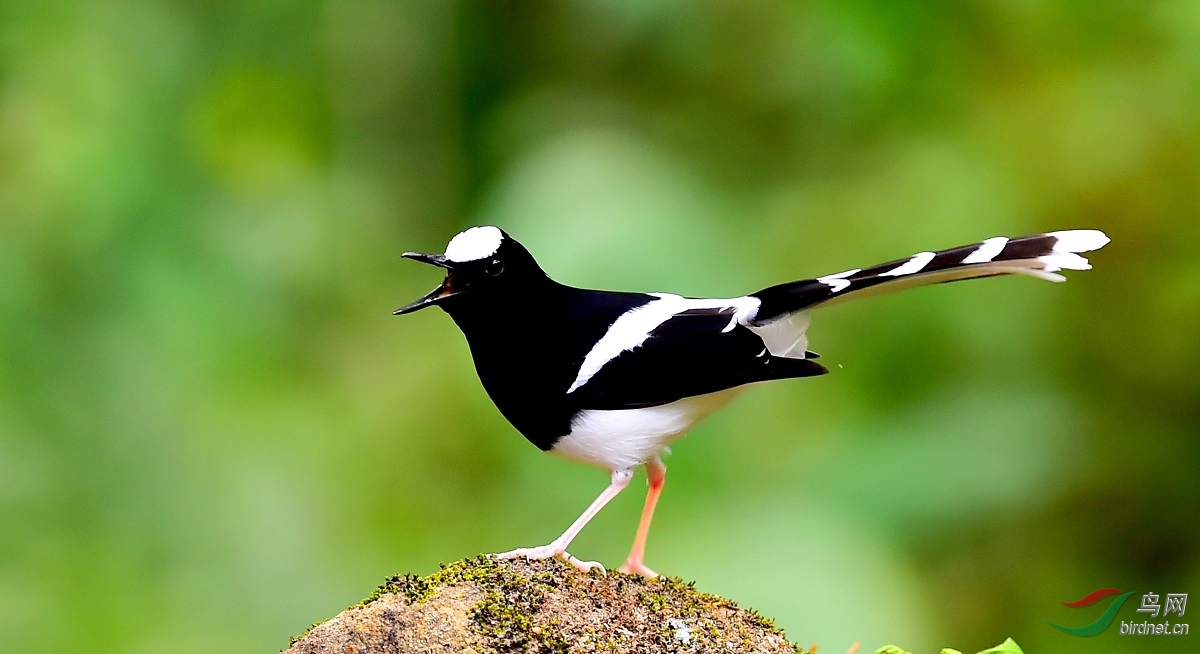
[874,638,1021,654]
[976,638,1023,654]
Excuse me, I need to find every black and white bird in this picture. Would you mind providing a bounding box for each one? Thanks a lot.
[395,225,1109,576]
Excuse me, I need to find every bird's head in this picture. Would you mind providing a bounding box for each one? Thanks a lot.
[394,225,544,315]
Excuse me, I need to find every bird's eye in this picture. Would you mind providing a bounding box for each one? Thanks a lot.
[484,258,504,276]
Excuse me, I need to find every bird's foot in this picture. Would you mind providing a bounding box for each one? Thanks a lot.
[617,557,658,578]
[492,544,606,574]
[561,552,606,573]
[493,542,561,560]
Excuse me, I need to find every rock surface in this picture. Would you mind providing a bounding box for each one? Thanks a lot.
[286,555,809,653]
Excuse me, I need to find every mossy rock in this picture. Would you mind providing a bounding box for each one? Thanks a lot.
[286,555,808,654]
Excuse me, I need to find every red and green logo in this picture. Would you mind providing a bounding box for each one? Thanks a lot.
[1048,588,1135,636]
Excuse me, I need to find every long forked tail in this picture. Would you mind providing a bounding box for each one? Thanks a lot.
[750,229,1110,325]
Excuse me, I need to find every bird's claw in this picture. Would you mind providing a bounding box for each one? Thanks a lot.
[562,552,606,574]
[492,545,606,574]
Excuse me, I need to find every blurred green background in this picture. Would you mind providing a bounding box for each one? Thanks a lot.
[1,1,1198,652]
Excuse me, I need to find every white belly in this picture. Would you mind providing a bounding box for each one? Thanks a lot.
[551,388,744,471]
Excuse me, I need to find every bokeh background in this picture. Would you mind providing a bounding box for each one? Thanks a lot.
[2,1,1198,652]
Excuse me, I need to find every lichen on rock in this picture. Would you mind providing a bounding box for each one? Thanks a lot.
[285,555,809,654]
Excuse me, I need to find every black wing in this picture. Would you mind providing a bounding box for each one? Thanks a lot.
[567,307,827,411]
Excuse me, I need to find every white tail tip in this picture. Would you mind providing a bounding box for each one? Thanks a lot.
[1048,229,1111,253]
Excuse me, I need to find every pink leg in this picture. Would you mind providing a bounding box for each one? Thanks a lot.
[495,468,632,573]
[618,456,666,577]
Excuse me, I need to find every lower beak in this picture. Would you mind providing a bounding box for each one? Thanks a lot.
[394,252,459,315]
[393,278,459,314]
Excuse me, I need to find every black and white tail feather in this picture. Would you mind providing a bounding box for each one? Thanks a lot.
[745,229,1110,359]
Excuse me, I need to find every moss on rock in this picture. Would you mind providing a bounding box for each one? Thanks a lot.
[286,555,809,654]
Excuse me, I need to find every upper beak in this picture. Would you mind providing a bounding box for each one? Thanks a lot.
[394,252,459,315]
[401,251,453,268]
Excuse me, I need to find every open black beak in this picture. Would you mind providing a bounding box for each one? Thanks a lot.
[394,252,459,315]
